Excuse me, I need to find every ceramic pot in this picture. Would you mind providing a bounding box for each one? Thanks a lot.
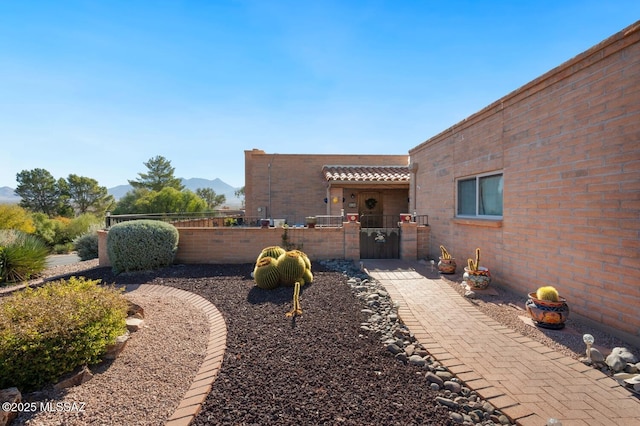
[305,217,317,228]
[525,292,570,329]
[463,266,491,290]
[438,257,456,274]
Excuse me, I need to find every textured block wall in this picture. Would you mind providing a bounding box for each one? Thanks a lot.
[244,150,408,221]
[410,22,640,339]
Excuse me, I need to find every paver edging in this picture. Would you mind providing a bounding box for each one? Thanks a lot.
[125,284,227,426]
[367,261,640,425]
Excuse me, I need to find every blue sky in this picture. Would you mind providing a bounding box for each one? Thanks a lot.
[1,1,638,189]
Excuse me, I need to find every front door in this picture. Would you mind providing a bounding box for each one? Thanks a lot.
[358,192,383,227]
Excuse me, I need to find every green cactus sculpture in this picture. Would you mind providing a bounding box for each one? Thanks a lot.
[536,286,560,302]
[257,246,286,263]
[253,256,281,290]
[277,250,307,287]
[440,245,452,260]
[285,281,303,318]
[302,268,313,285]
[467,247,481,272]
[289,249,311,270]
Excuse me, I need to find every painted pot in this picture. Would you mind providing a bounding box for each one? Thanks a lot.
[525,292,570,329]
[438,257,457,274]
[463,266,491,290]
[305,217,317,228]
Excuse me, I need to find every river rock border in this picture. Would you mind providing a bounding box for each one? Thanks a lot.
[319,260,516,426]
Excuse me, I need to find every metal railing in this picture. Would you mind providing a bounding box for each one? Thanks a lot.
[314,215,344,227]
[358,214,429,228]
[104,211,428,229]
[414,214,429,226]
[105,211,245,228]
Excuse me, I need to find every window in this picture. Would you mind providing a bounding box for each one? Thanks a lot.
[457,172,503,218]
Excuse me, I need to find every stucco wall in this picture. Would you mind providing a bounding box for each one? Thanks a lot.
[410,22,640,340]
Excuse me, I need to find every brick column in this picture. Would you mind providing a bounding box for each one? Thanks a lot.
[343,221,360,262]
[399,221,418,261]
[97,229,111,267]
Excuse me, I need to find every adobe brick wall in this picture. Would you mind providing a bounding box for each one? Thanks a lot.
[410,21,640,340]
[175,226,348,264]
[98,223,368,268]
[97,220,427,269]
[244,150,409,222]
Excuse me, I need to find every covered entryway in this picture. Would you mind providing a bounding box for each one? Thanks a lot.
[321,164,411,260]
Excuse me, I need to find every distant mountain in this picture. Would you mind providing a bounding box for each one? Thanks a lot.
[107,184,133,200]
[0,186,19,204]
[0,178,244,208]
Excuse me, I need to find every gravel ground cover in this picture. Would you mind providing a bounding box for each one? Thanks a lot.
[76,263,453,425]
[4,258,639,425]
[12,283,209,426]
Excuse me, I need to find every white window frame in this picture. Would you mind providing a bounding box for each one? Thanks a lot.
[456,171,503,219]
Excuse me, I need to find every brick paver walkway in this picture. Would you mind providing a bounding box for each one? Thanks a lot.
[363,259,640,426]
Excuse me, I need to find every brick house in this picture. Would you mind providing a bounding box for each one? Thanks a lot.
[409,21,640,341]
[243,149,410,225]
[243,21,640,343]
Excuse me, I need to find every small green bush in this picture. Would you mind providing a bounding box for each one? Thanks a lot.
[107,219,179,274]
[52,242,75,254]
[31,213,56,246]
[0,277,128,391]
[74,229,99,261]
[65,214,102,242]
[0,230,49,283]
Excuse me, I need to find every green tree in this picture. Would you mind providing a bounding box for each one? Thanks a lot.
[234,186,245,208]
[66,174,115,215]
[15,168,70,216]
[113,187,206,214]
[111,188,150,215]
[128,155,184,192]
[140,188,206,213]
[196,188,226,210]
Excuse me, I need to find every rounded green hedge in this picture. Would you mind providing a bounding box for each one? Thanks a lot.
[74,230,99,261]
[107,219,179,274]
[0,277,129,392]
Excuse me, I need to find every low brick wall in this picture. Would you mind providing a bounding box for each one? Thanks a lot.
[175,226,349,264]
[98,222,430,267]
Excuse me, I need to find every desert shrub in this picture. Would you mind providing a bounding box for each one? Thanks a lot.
[74,227,100,261]
[0,230,49,283]
[0,204,36,233]
[51,216,73,245]
[0,247,4,278]
[31,214,101,252]
[31,213,56,246]
[107,219,179,274]
[52,242,75,254]
[65,214,102,242]
[0,276,128,392]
